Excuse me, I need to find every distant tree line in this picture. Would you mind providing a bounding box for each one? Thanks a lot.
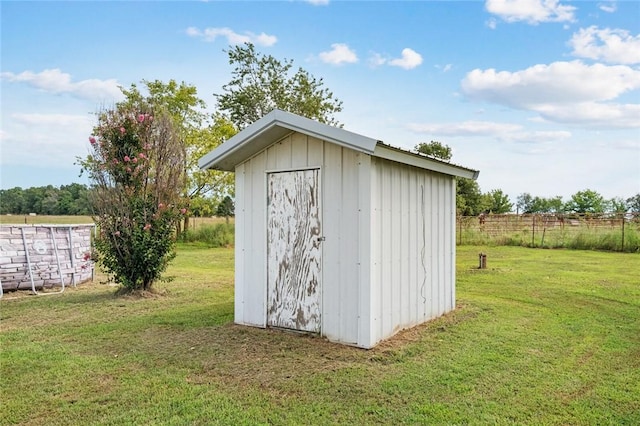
[516,191,640,215]
[0,184,91,215]
[416,141,640,216]
[0,184,236,218]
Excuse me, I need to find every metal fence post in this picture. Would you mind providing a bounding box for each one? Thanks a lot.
[621,214,625,252]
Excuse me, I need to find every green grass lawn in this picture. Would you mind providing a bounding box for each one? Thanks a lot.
[1,246,638,425]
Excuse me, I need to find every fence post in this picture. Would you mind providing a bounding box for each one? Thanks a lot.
[531,214,536,247]
[621,213,625,252]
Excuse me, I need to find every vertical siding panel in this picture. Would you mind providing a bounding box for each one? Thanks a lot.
[241,160,256,325]
[369,158,381,346]
[358,154,372,348]
[440,175,447,316]
[307,136,323,167]
[426,173,435,320]
[275,135,292,169]
[322,142,342,341]
[433,175,444,316]
[266,143,277,170]
[341,148,360,344]
[431,175,442,317]
[291,133,308,168]
[234,163,246,325]
[381,163,393,338]
[408,168,418,324]
[247,152,267,326]
[415,173,424,321]
[391,165,402,330]
[449,178,457,312]
[444,177,453,312]
[400,166,411,326]
[441,175,448,314]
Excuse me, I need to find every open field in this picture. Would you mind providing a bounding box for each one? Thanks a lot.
[0,215,232,229]
[459,214,640,252]
[1,246,639,425]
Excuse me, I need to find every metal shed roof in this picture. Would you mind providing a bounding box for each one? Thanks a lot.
[198,109,479,180]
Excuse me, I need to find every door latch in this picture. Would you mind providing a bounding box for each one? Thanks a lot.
[317,236,326,242]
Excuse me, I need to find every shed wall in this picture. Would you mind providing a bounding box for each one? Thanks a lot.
[234,132,365,345]
[368,157,456,346]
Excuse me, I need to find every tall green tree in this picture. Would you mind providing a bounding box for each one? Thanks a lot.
[516,193,565,214]
[565,189,606,214]
[0,187,25,214]
[216,195,235,224]
[216,42,343,130]
[627,194,640,213]
[415,141,452,161]
[118,80,236,235]
[483,189,513,214]
[608,197,628,213]
[457,178,486,216]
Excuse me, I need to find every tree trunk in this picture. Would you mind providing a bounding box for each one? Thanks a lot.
[182,216,190,240]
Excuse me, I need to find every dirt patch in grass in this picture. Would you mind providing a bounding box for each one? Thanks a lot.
[180,305,479,394]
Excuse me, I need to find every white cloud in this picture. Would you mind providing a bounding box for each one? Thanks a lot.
[0,69,122,101]
[485,0,576,24]
[569,26,640,65]
[502,130,572,143]
[435,64,453,72]
[534,102,640,128]
[407,120,522,136]
[318,43,358,65]
[407,120,572,148]
[185,26,277,46]
[598,1,617,13]
[388,48,423,70]
[461,60,640,128]
[462,61,640,105]
[486,18,498,29]
[2,113,95,167]
[368,52,387,68]
[304,0,329,5]
[12,113,94,128]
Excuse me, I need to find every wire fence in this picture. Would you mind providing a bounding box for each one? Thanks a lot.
[457,213,640,253]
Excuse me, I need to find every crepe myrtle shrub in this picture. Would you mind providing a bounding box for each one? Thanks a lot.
[80,106,187,292]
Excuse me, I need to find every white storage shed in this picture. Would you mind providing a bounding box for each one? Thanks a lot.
[199,110,479,348]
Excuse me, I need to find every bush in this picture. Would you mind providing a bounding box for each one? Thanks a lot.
[80,106,186,291]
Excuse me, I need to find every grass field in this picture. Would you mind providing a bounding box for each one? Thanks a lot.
[0,215,231,229]
[1,246,638,425]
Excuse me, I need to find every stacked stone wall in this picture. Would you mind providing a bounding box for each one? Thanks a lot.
[0,225,94,291]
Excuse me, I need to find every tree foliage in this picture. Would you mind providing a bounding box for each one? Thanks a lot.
[565,189,606,214]
[626,194,640,213]
[79,105,186,292]
[216,42,343,130]
[119,80,237,233]
[457,178,486,216]
[0,184,91,215]
[516,193,564,214]
[415,141,452,161]
[216,195,235,224]
[483,189,513,214]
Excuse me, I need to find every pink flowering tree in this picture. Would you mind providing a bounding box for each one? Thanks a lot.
[79,105,186,292]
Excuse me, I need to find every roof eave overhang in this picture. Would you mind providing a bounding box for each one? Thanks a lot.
[373,144,479,180]
[198,110,378,172]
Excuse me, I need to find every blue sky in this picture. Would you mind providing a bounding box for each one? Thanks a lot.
[1,0,639,204]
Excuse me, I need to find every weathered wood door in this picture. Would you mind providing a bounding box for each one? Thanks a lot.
[267,169,321,333]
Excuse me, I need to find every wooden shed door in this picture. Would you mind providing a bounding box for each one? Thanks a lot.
[267,169,321,333]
